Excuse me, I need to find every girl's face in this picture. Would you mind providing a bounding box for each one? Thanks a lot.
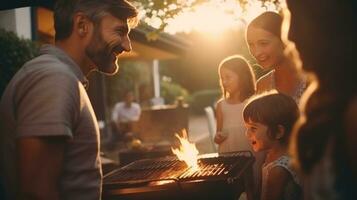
[246,27,285,70]
[244,119,274,152]
[220,67,239,95]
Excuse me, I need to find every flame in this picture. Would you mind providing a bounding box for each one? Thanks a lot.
[171,130,199,171]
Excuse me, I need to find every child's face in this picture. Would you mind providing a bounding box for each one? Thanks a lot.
[244,119,274,152]
[220,68,239,94]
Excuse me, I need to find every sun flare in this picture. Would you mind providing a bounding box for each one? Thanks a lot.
[144,0,279,35]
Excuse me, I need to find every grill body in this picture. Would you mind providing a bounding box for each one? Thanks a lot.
[103,151,254,200]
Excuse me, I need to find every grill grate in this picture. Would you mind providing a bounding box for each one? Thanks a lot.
[179,163,228,179]
[104,151,253,185]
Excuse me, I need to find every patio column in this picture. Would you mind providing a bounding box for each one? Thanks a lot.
[153,59,160,98]
[151,59,164,105]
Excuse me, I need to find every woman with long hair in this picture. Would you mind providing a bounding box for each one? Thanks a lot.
[284,0,357,199]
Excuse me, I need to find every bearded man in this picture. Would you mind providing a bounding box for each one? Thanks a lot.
[0,1,138,199]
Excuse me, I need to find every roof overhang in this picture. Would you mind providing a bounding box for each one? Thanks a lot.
[30,2,189,60]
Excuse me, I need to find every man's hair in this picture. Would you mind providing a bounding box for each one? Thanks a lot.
[243,92,299,146]
[54,0,139,41]
[218,55,256,101]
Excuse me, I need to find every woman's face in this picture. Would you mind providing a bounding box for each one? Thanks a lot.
[246,27,285,70]
[220,67,239,95]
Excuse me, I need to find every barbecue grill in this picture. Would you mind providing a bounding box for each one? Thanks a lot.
[103,151,254,200]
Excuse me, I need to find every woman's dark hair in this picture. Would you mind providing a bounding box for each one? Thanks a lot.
[54,0,138,41]
[243,92,299,147]
[287,0,357,187]
[247,11,283,38]
[218,55,256,101]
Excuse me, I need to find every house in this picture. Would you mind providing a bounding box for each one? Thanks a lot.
[0,3,190,142]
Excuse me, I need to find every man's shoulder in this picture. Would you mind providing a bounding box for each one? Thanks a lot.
[2,55,78,99]
[14,54,80,87]
[24,54,75,76]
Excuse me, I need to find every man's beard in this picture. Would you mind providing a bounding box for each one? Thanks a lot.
[85,30,121,75]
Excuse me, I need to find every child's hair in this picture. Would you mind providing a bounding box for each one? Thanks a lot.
[243,92,299,146]
[218,55,256,101]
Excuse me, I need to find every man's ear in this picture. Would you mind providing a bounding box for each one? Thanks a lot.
[275,125,285,140]
[73,12,91,37]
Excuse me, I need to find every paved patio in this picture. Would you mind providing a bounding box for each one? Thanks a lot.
[187,114,216,154]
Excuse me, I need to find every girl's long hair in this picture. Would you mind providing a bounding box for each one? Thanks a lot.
[218,55,256,101]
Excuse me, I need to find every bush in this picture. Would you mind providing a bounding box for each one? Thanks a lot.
[105,61,151,107]
[0,28,39,96]
[189,89,221,114]
[161,80,189,105]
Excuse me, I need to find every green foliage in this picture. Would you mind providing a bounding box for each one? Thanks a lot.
[137,0,282,39]
[105,61,151,107]
[0,28,39,96]
[189,89,221,114]
[160,80,189,104]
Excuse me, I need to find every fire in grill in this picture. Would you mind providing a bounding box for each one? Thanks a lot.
[103,151,254,200]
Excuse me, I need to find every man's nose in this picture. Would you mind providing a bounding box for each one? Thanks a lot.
[122,36,132,52]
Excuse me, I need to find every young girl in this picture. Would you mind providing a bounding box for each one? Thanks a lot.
[214,55,256,153]
[243,92,302,200]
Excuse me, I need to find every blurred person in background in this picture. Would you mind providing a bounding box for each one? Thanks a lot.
[111,90,141,143]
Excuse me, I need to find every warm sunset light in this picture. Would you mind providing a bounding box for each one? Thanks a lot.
[171,130,200,170]
[144,0,279,35]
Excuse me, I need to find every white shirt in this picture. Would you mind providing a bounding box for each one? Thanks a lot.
[111,102,141,123]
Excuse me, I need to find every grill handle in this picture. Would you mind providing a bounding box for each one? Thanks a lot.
[108,177,183,190]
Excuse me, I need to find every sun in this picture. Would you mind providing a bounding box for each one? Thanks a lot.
[165,0,243,35]
[144,0,279,35]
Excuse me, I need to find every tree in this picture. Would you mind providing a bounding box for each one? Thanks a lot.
[0,28,39,96]
[137,0,282,39]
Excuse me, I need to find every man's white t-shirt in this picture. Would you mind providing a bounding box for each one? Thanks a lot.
[112,102,141,123]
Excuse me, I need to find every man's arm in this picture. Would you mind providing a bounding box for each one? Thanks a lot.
[17,136,66,200]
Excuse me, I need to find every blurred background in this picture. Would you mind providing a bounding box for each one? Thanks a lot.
[0,0,282,162]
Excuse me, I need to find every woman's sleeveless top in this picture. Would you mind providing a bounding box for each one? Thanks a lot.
[267,70,307,103]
